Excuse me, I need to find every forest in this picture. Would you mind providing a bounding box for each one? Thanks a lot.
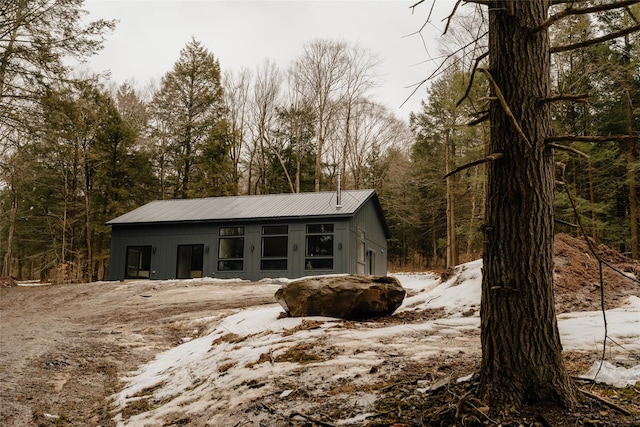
[1,0,638,283]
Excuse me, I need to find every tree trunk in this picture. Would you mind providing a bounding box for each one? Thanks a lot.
[84,183,93,282]
[479,0,576,408]
[588,161,597,240]
[445,131,458,267]
[2,190,17,277]
[315,133,324,192]
[626,89,638,260]
[295,114,301,193]
[466,165,480,259]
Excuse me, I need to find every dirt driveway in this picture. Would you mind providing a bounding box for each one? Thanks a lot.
[0,279,279,426]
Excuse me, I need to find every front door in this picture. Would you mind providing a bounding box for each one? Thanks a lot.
[176,244,204,279]
[125,246,151,279]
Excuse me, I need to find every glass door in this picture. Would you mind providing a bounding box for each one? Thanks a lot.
[125,246,151,279]
[176,244,204,279]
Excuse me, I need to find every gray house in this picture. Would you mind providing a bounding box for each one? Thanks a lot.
[106,189,390,281]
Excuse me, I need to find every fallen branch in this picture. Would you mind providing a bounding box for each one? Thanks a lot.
[443,153,504,179]
[290,411,336,427]
[578,389,632,416]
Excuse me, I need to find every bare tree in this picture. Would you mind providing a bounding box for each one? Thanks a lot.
[338,43,381,188]
[246,59,286,194]
[333,101,405,190]
[290,39,348,191]
[223,68,252,194]
[284,70,316,193]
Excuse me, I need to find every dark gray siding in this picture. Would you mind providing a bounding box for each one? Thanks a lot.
[109,218,354,281]
[107,191,389,281]
[348,200,389,275]
[108,223,217,281]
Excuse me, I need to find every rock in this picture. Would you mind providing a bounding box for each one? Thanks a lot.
[274,275,406,320]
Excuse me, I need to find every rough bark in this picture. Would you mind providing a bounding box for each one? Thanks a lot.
[479,0,577,408]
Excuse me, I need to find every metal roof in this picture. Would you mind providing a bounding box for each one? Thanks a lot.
[106,189,379,226]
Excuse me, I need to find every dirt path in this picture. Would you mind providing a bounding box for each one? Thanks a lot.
[0,279,278,426]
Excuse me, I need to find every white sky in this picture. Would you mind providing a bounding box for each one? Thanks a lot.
[82,0,458,120]
[108,261,640,425]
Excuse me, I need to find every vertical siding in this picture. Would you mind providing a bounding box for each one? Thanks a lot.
[350,200,389,275]
[108,209,386,280]
[108,223,217,280]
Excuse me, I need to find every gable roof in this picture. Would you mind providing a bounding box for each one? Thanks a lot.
[106,190,389,236]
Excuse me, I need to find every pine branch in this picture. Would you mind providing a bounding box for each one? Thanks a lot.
[401,35,487,108]
[456,51,488,107]
[462,0,490,5]
[555,218,578,228]
[467,112,489,126]
[549,143,589,158]
[547,134,636,143]
[442,153,503,179]
[478,68,532,149]
[533,0,640,33]
[551,23,640,53]
[549,142,589,158]
[443,0,463,35]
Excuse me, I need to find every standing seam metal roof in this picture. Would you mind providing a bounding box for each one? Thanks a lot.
[106,189,378,225]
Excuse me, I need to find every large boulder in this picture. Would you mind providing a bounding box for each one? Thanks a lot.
[274,275,406,320]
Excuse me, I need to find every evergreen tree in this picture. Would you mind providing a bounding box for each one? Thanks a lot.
[0,0,114,278]
[269,104,316,193]
[150,38,230,198]
[408,67,488,267]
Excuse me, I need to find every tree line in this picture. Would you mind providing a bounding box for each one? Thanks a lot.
[0,1,637,283]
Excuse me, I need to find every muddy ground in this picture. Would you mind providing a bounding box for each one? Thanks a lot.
[0,279,278,426]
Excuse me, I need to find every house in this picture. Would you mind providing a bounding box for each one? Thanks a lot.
[106,189,390,281]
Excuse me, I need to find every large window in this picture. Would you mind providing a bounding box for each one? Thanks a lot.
[218,227,244,271]
[305,224,334,270]
[261,225,288,270]
[125,246,151,279]
[176,244,204,279]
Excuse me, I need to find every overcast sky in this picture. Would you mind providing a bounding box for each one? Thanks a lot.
[82,1,455,120]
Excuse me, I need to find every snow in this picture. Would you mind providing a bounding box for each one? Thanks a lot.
[111,260,640,426]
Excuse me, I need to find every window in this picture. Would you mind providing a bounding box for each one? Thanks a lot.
[305,224,334,270]
[261,225,288,270]
[125,246,151,279]
[218,227,244,271]
[176,244,204,279]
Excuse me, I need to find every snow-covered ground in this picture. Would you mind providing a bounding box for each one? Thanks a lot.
[111,260,640,426]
